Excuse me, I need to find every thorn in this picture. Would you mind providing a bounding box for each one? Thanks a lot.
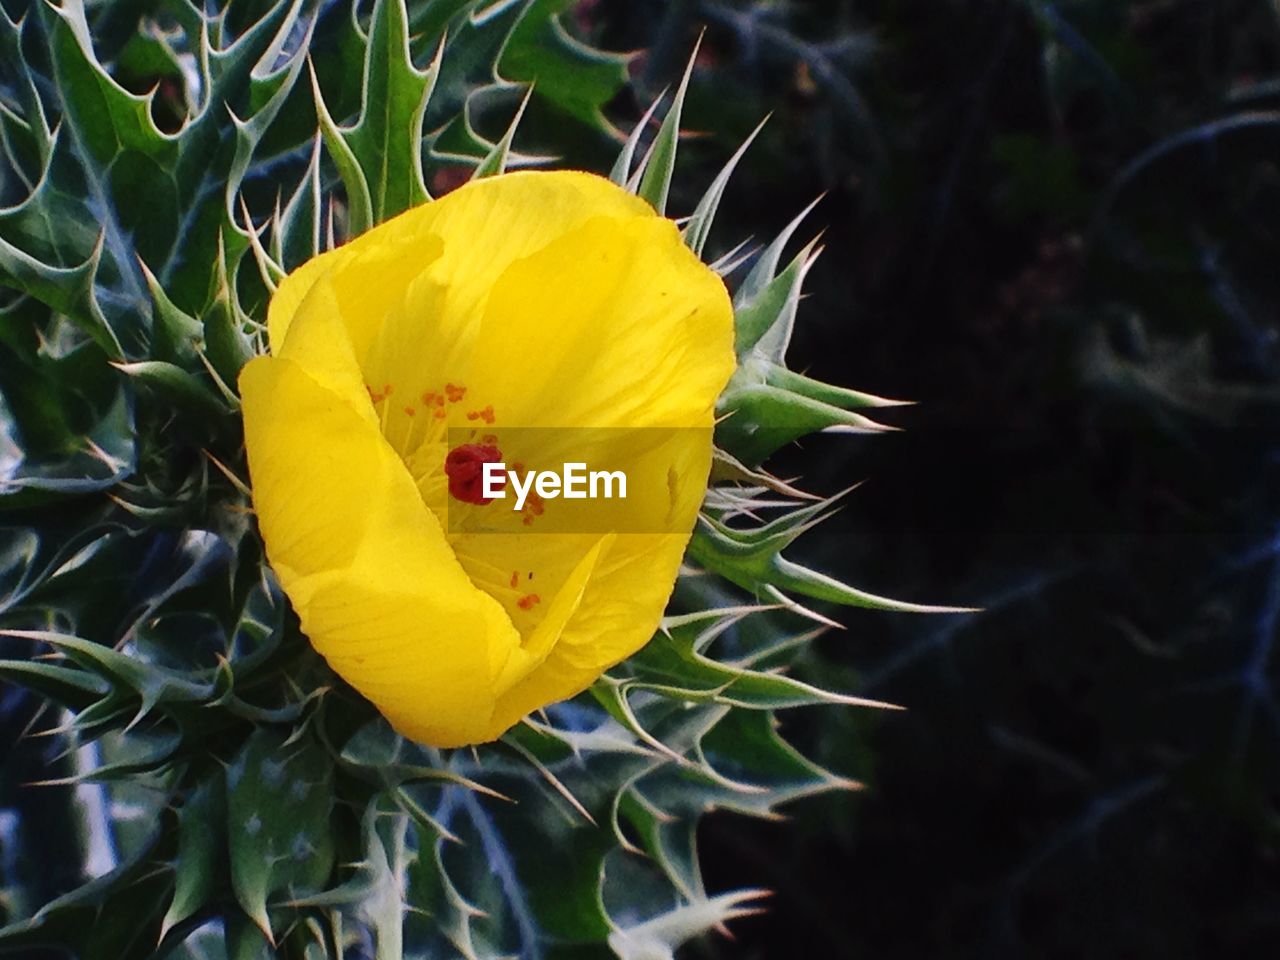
[82,437,127,472]
[761,586,847,630]
[504,737,597,826]
[202,449,251,497]
[193,347,240,403]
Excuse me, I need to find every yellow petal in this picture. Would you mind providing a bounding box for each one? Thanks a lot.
[267,225,444,367]
[465,213,734,429]
[486,534,613,702]
[240,354,521,747]
[358,172,658,424]
[273,271,377,423]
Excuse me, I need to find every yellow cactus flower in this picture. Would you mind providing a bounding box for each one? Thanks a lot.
[239,171,735,747]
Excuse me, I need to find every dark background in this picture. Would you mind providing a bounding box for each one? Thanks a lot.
[573,1,1280,957]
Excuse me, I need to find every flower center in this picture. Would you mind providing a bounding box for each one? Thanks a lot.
[444,443,504,505]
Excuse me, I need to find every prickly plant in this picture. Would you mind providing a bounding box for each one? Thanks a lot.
[0,2,944,957]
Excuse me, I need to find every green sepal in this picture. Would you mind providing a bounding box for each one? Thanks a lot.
[733,236,819,359]
[763,362,910,409]
[715,381,892,467]
[689,525,971,617]
[685,116,768,257]
[635,40,699,214]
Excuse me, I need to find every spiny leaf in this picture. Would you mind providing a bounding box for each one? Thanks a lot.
[710,446,822,500]
[630,608,899,711]
[113,361,235,422]
[610,86,666,186]
[735,193,823,308]
[685,115,768,257]
[763,362,911,409]
[0,658,107,710]
[733,235,822,360]
[471,84,533,180]
[715,381,893,467]
[419,1,531,169]
[0,809,178,960]
[635,38,700,215]
[770,557,977,614]
[340,0,435,225]
[688,526,971,616]
[138,260,202,366]
[161,771,226,940]
[608,888,770,960]
[272,134,323,272]
[227,727,336,942]
[498,0,630,133]
[0,628,217,714]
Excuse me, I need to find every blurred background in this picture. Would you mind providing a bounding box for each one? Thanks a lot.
[557,1,1280,956]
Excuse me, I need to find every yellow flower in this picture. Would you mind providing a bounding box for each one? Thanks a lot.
[239,171,735,747]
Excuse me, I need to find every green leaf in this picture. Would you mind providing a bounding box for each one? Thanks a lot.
[499,0,630,132]
[0,306,135,500]
[608,889,771,960]
[113,360,236,421]
[0,0,311,394]
[419,1,530,169]
[734,194,823,308]
[0,810,178,960]
[227,727,336,943]
[0,658,107,710]
[162,771,226,940]
[0,628,217,715]
[688,526,971,617]
[273,134,324,272]
[314,0,436,231]
[627,609,897,712]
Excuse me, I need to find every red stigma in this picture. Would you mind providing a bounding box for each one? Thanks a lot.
[444,444,503,505]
